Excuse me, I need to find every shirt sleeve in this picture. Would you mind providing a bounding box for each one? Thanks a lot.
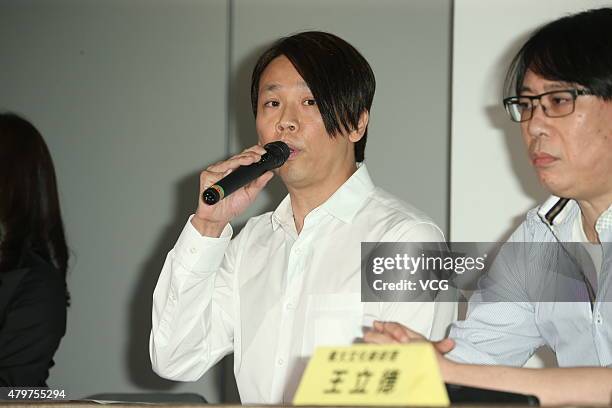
[446,228,545,366]
[365,221,458,341]
[149,216,239,381]
[446,301,544,365]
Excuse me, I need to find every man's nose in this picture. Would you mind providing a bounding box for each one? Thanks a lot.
[525,100,551,139]
[276,120,297,133]
[276,106,299,133]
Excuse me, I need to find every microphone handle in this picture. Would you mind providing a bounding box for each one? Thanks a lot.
[202,155,273,205]
[217,160,270,197]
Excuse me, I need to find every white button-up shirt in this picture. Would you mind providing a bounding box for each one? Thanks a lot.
[150,165,456,403]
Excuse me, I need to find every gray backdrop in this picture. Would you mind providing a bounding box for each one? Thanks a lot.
[0,0,451,402]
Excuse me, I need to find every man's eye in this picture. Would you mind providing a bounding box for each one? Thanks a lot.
[264,101,280,107]
[551,96,571,105]
[516,100,531,111]
[303,99,317,106]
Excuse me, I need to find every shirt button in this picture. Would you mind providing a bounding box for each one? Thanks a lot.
[277,358,284,366]
[189,247,197,254]
[595,312,603,325]
[285,302,294,310]
[169,293,177,302]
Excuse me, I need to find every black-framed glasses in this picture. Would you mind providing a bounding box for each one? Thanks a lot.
[503,88,592,122]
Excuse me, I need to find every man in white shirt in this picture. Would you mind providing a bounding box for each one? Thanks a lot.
[149,31,456,403]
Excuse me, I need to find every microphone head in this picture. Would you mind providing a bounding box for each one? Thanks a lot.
[263,141,291,168]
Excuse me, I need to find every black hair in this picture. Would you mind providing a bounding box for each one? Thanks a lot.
[505,7,612,99]
[0,113,69,290]
[251,31,375,162]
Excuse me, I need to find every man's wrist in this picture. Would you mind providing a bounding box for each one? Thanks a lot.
[190,216,227,237]
[438,356,458,383]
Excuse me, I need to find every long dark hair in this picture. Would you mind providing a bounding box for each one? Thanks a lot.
[0,113,69,284]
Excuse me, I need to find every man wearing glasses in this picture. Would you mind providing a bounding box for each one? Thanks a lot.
[366,7,612,405]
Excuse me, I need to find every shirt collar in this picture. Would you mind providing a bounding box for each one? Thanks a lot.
[595,204,612,235]
[537,195,612,237]
[537,195,579,226]
[271,194,293,231]
[271,163,375,230]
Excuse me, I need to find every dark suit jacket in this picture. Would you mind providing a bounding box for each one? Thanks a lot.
[0,253,67,386]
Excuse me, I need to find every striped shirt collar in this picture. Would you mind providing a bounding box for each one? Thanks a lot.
[537,195,612,235]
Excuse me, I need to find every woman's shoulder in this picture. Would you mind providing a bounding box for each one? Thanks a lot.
[17,252,65,292]
[0,252,67,316]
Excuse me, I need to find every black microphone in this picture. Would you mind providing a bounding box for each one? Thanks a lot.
[202,141,290,205]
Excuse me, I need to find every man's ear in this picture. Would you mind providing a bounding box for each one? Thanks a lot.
[348,111,369,143]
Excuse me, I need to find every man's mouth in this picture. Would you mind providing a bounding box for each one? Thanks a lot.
[531,152,559,167]
[283,143,300,160]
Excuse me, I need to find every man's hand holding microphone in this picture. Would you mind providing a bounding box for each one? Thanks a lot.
[191,141,290,237]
